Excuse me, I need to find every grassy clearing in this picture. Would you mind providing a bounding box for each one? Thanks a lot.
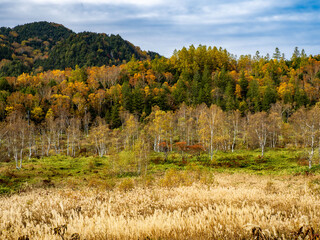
[150,148,314,174]
[0,148,317,195]
[1,173,320,239]
[1,149,320,239]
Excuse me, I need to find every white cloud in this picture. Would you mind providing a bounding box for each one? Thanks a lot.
[0,0,319,58]
[171,0,295,25]
[258,12,320,22]
[26,0,165,6]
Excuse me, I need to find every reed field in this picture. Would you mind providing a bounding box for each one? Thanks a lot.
[1,172,320,240]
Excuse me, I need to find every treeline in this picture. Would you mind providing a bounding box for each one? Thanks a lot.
[0,21,158,77]
[1,44,320,168]
[0,45,319,122]
[2,103,320,170]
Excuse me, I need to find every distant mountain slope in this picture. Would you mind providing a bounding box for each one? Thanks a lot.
[12,21,74,43]
[0,21,73,62]
[39,31,155,70]
[0,21,160,76]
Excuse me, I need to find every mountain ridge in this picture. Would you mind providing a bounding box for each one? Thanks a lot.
[0,21,160,76]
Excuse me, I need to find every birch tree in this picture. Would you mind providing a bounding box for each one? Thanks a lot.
[5,112,28,169]
[121,112,139,150]
[226,109,241,152]
[290,106,320,168]
[133,130,150,175]
[248,111,270,157]
[198,104,223,160]
[147,107,166,152]
[268,110,282,148]
[67,117,82,157]
[89,117,110,157]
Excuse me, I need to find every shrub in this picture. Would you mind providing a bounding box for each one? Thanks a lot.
[118,178,135,192]
[158,169,191,188]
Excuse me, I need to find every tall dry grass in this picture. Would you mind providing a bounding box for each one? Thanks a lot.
[1,173,320,239]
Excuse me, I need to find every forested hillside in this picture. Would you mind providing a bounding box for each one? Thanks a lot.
[0,21,158,76]
[1,42,320,169]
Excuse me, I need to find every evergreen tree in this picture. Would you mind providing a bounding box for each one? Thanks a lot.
[199,83,212,106]
[105,108,111,124]
[225,82,236,111]
[111,103,121,129]
[132,87,144,115]
[239,70,248,99]
[247,79,260,112]
[261,84,277,111]
[213,68,232,92]
[197,65,213,106]
[122,82,132,112]
[291,47,301,69]
[294,86,309,109]
[273,47,281,61]
[173,78,187,105]
[0,77,12,92]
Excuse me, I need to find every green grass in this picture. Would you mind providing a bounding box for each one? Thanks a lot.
[0,148,318,195]
[149,148,315,175]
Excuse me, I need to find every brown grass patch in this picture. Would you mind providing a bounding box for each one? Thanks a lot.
[1,173,320,239]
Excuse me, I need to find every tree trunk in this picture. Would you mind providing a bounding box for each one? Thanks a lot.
[14,152,19,169]
[210,151,214,161]
[318,137,320,165]
[29,144,32,159]
[46,136,51,156]
[153,136,157,152]
[67,134,70,156]
[309,134,315,169]
[309,147,314,169]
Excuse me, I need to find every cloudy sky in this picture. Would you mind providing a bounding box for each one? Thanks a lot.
[1,0,320,58]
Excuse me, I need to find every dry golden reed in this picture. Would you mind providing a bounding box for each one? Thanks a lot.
[1,173,320,239]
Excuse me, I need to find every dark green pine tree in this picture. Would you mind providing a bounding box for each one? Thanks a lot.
[247,79,261,112]
[0,77,12,92]
[121,82,132,112]
[132,87,144,115]
[111,103,121,129]
[273,47,281,61]
[105,108,111,124]
[294,86,309,109]
[225,82,236,111]
[239,70,248,99]
[291,47,301,69]
[198,83,212,106]
[213,68,231,92]
[143,91,152,116]
[261,84,277,111]
[160,85,171,110]
[0,45,13,60]
[0,60,31,77]
[198,65,212,106]
[173,78,187,105]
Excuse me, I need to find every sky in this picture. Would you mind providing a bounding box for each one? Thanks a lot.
[1,0,320,58]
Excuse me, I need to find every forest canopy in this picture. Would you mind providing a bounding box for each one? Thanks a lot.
[1,22,320,169]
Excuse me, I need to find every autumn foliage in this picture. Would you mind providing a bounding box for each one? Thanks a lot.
[0,41,320,168]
